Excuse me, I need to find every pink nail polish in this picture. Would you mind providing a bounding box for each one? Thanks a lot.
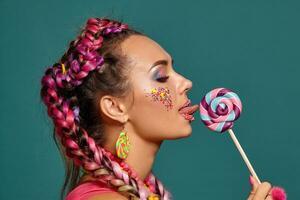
[249,175,254,185]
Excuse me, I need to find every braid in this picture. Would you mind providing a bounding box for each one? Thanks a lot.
[41,17,171,200]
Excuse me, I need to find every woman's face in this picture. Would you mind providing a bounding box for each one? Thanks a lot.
[121,35,198,142]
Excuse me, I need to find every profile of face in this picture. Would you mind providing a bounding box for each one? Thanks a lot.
[118,35,196,142]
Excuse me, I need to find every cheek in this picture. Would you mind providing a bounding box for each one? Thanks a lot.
[130,85,192,141]
[144,87,174,110]
[129,86,176,140]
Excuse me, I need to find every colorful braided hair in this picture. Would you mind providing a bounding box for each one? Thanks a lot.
[40,17,172,200]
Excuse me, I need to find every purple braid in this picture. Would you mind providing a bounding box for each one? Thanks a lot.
[41,17,171,200]
[55,18,128,89]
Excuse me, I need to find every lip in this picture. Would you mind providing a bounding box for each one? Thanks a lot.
[178,99,199,121]
[178,99,191,111]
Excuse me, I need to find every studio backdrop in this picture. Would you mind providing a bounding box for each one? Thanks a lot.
[0,0,299,199]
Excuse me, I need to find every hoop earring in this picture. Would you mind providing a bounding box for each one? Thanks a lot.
[116,129,131,159]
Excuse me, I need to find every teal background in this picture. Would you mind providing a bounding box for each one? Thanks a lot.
[0,0,299,199]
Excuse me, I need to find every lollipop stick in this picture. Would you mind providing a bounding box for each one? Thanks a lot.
[227,128,261,184]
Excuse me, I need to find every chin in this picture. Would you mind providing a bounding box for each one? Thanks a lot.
[182,122,193,135]
[161,123,193,140]
[180,129,192,138]
[173,125,193,139]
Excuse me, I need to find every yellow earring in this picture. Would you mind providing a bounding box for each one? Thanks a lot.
[116,129,130,159]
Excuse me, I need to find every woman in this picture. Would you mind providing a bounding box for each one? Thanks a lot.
[40,17,273,200]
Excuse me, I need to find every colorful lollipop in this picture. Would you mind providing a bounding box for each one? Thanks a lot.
[199,88,242,133]
[199,88,286,200]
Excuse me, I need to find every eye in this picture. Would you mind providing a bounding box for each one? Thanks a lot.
[153,68,169,83]
[156,76,169,83]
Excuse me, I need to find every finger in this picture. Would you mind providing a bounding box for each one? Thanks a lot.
[265,194,273,200]
[253,182,272,200]
[247,191,255,200]
[251,176,259,191]
[247,176,259,200]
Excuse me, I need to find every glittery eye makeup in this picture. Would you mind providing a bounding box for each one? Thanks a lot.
[145,87,173,110]
[152,67,169,83]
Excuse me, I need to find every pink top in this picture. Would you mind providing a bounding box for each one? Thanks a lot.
[65,181,118,200]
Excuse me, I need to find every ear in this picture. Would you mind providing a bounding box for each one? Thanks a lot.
[99,95,128,123]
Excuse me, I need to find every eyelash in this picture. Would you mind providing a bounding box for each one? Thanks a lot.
[156,76,169,82]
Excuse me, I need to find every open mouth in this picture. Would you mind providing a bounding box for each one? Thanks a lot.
[178,100,199,121]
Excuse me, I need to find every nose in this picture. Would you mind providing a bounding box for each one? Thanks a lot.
[178,75,193,95]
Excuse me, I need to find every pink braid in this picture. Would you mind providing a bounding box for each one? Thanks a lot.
[41,17,172,200]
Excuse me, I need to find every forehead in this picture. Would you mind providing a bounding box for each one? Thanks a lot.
[120,35,171,70]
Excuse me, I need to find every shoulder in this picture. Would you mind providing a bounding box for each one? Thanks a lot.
[65,180,128,200]
[87,192,129,200]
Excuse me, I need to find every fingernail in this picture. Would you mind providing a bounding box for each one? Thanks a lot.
[249,175,255,185]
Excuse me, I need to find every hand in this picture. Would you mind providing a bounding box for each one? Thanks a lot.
[247,176,273,200]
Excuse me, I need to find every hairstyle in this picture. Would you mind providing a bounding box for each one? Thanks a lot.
[40,17,171,200]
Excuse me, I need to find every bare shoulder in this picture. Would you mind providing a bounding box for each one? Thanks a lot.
[87,192,128,200]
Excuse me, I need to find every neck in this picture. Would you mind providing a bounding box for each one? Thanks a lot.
[103,125,163,181]
[124,133,162,181]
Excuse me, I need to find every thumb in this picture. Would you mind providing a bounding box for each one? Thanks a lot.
[247,175,259,200]
[250,175,259,191]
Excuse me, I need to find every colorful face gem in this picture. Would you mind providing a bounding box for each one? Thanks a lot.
[145,87,173,110]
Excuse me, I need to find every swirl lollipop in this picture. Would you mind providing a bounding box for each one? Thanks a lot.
[199,88,286,200]
[199,88,242,133]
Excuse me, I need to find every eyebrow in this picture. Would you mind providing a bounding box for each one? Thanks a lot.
[148,58,174,72]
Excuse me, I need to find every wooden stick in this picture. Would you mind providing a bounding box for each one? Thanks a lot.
[228,128,261,184]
